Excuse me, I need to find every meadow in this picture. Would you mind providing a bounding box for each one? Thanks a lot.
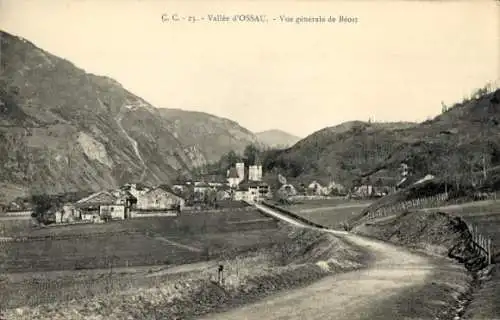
[426,200,500,258]
[286,199,372,229]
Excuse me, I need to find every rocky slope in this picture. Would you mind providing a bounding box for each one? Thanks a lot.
[263,89,500,189]
[0,30,258,200]
[255,129,301,149]
[158,108,263,163]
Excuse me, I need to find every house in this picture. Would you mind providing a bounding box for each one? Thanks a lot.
[194,182,212,195]
[75,191,128,221]
[248,165,263,181]
[216,185,232,201]
[172,184,186,194]
[55,204,79,223]
[326,181,346,195]
[233,180,271,202]
[307,181,327,195]
[120,183,151,199]
[136,185,185,211]
[353,185,374,198]
[110,190,137,208]
[278,184,297,197]
[227,167,240,188]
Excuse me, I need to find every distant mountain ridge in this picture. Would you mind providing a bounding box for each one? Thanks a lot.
[158,108,263,163]
[256,129,301,148]
[0,30,262,201]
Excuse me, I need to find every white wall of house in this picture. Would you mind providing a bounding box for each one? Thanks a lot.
[228,177,239,188]
[236,163,245,182]
[249,165,263,181]
[234,190,248,201]
[100,205,125,220]
[137,189,185,210]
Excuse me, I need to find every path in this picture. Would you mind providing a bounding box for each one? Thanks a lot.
[197,203,437,320]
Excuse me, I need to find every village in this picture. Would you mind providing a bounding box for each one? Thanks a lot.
[1,159,423,225]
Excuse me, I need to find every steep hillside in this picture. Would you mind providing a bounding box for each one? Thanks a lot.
[158,108,262,163]
[0,31,209,199]
[256,129,301,149]
[263,90,500,189]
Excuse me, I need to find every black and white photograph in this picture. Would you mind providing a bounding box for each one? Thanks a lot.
[0,0,499,319]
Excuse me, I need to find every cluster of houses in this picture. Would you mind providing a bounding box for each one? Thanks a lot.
[54,184,186,224]
[226,162,272,202]
[52,161,274,224]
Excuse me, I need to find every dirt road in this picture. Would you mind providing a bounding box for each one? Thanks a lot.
[197,203,438,320]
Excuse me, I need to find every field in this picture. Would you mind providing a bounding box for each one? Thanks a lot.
[0,208,291,309]
[285,199,372,229]
[424,200,500,258]
[424,200,500,320]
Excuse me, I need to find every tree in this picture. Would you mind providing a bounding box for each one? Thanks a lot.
[30,194,62,224]
[243,144,260,165]
[203,189,217,208]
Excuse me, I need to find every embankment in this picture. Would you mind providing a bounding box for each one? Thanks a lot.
[4,226,368,320]
[351,210,486,271]
[351,210,495,320]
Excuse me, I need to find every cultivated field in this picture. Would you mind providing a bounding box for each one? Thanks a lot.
[0,208,291,309]
[286,199,372,229]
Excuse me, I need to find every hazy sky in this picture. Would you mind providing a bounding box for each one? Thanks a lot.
[1,0,499,137]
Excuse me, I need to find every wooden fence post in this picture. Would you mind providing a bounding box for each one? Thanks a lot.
[488,239,492,265]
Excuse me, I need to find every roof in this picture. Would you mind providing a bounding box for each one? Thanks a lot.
[396,175,422,189]
[76,191,118,207]
[154,185,184,198]
[195,182,211,188]
[111,189,137,200]
[238,180,268,190]
[228,167,239,179]
[120,183,150,191]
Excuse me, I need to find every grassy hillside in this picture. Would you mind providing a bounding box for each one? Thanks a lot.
[262,87,500,190]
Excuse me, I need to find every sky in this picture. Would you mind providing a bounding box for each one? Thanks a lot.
[1,0,499,137]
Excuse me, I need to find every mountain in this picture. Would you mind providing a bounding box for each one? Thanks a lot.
[256,129,301,149]
[262,89,500,190]
[158,108,262,163]
[0,30,258,201]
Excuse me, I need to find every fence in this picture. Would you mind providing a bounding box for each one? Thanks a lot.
[364,193,449,220]
[468,223,493,265]
[363,192,495,265]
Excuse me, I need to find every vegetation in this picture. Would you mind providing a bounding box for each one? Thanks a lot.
[28,190,93,224]
[252,84,500,195]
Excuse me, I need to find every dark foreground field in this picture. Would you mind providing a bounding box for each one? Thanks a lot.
[0,208,295,309]
[2,226,367,320]
[0,209,282,273]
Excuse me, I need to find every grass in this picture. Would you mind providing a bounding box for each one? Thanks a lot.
[0,209,283,273]
[0,208,293,310]
[285,199,372,229]
[1,227,367,319]
[425,200,500,258]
